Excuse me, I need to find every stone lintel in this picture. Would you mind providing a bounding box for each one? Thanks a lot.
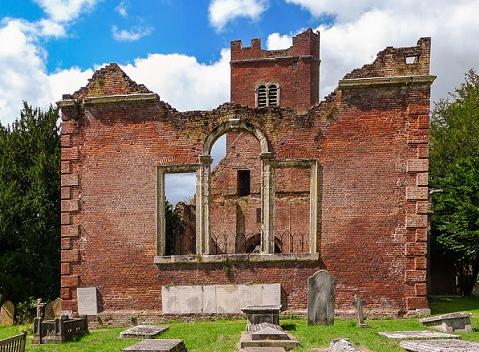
[339,75,436,89]
[154,252,319,265]
[82,93,159,106]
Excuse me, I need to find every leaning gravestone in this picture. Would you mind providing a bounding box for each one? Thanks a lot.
[307,270,335,325]
[44,300,55,320]
[329,338,360,352]
[77,287,99,315]
[52,298,62,318]
[0,300,14,326]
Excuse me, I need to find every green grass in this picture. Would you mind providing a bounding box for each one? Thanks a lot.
[1,296,479,351]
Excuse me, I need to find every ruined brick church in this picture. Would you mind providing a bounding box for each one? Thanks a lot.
[58,29,435,318]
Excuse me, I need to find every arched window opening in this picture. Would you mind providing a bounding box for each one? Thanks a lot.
[257,84,267,107]
[268,84,279,107]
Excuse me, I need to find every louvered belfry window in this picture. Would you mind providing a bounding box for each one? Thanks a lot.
[257,84,267,107]
[256,83,279,108]
[267,84,278,106]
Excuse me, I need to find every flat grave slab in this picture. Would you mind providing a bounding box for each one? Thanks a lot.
[120,325,169,338]
[420,312,472,333]
[328,338,361,352]
[378,330,459,340]
[400,339,479,352]
[123,339,186,352]
[251,323,289,341]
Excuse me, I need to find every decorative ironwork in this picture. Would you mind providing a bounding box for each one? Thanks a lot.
[210,230,308,254]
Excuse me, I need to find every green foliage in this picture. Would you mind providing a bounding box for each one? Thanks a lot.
[164,200,184,255]
[0,103,60,305]
[430,70,479,295]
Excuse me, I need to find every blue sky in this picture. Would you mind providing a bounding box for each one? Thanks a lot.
[0,0,478,202]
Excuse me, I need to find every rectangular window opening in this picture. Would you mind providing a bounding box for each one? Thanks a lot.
[237,169,251,196]
[405,56,418,64]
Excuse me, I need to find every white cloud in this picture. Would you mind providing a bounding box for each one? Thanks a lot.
[277,0,479,103]
[115,1,128,17]
[122,49,230,111]
[266,32,293,50]
[209,0,268,30]
[33,0,98,23]
[112,25,153,41]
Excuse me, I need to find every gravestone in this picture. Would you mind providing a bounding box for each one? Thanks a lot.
[378,330,459,340]
[400,339,479,352]
[420,312,472,333]
[0,300,14,326]
[77,287,99,315]
[123,339,186,352]
[241,305,281,331]
[307,270,335,325]
[52,298,62,318]
[353,295,366,328]
[120,325,169,338]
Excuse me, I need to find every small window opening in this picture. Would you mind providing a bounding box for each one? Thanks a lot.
[405,56,418,64]
[257,85,267,108]
[256,208,261,223]
[268,84,278,106]
[237,170,251,196]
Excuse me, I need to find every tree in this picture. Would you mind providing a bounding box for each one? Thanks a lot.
[0,103,60,304]
[430,70,479,295]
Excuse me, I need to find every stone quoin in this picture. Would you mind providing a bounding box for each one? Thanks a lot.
[57,28,435,319]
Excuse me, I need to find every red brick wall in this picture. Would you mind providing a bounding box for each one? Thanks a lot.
[59,37,432,317]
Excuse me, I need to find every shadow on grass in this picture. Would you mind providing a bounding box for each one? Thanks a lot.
[281,323,297,331]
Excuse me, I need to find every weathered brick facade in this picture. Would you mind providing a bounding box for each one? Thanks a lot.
[58,29,434,318]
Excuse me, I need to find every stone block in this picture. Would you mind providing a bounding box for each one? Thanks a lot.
[406,187,428,200]
[216,285,241,313]
[417,144,429,158]
[405,214,427,228]
[61,174,79,187]
[240,284,263,309]
[62,225,79,237]
[407,159,429,173]
[262,284,281,306]
[61,147,79,161]
[61,199,79,212]
[162,285,202,314]
[201,285,216,314]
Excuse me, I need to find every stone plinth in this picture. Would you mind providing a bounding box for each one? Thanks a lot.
[420,312,472,333]
[120,325,169,338]
[241,305,281,331]
[400,339,479,352]
[239,332,299,351]
[378,330,459,340]
[123,339,186,352]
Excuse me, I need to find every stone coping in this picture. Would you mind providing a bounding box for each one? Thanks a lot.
[338,75,436,88]
[57,93,159,108]
[242,305,282,312]
[420,312,472,323]
[154,252,319,265]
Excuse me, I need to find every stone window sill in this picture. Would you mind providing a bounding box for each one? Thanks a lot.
[154,253,319,265]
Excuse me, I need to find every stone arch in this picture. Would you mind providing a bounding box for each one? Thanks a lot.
[197,119,275,255]
[202,120,270,156]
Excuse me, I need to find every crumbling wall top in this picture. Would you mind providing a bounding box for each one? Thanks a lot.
[343,37,431,79]
[70,63,152,100]
[231,28,320,62]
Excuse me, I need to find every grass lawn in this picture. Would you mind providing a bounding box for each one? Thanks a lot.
[1,296,478,351]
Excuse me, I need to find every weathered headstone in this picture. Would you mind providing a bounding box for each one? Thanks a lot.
[120,325,169,338]
[400,339,479,352]
[44,301,55,320]
[77,287,99,315]
[52,298,62,318]
[123,339,186,352]
[0,300,14,326]
[353,295,366,328]
[307,270,335,325]
[378,330,459,340]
